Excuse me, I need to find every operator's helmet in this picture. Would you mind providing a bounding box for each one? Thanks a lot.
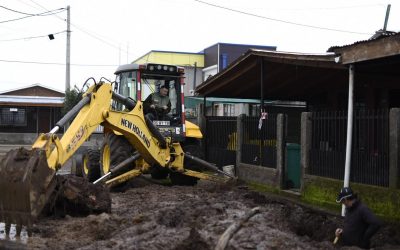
[336,187,354,203]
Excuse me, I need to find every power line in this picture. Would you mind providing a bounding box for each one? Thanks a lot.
[0,5,37,15]
[262,4,385,12]
[194,0,373,35]
[68,22,135,58]
[0,7,65,24]
[0,59,118,67]
[0,15,31,24]
[26,0,136,58]
[0,5,65,16]
[0,30,66,42]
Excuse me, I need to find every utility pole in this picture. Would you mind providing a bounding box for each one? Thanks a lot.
[126,42,129,64]
[66,5,71,91]
[342,64,354,216]
[383,4,391,31]
[119,44,121,65]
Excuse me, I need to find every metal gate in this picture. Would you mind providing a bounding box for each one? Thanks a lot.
[205,116,237,168]
[241,115,277,168]
[309,109,389,187]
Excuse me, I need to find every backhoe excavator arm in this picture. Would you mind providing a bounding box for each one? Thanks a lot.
[34,83,183,172]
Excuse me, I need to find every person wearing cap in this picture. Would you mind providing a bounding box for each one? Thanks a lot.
[335,187,382,249]
[143,83,171,121]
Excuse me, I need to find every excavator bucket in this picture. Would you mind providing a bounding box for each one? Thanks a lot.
[0,147,56,235]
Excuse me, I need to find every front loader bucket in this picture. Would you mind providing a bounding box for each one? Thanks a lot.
[0,148,56,235]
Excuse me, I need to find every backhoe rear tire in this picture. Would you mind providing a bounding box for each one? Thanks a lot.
[150,165,169,180]
[182,144,204,172]
[169,142,203,186]
[100,133,135,177]
[78,149,101,182]
[169,172,197,186]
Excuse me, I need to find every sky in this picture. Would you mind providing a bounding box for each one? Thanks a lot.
[0,0,398,93]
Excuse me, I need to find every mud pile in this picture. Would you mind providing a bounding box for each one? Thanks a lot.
[1,177,400,250]
[43,175,111,217]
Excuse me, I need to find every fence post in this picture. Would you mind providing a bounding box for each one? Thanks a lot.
[276,113,286,189]
[389,108,400,188]
[300,112,312,192]
[197,103,207,158]
[196,103,204,127]
[236,114,245,172]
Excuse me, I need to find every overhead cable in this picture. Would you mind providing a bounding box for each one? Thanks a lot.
[26,0,134,57]
[0,59,118,67]
[0,7,65,24]
[194,0,373,35]
[265,4,384,11]
[0,5,65,16]
[0,30,66,42]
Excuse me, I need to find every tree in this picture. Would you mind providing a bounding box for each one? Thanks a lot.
[62,87,83,115]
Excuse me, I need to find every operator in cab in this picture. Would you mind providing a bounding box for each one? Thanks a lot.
[143,83,171,121]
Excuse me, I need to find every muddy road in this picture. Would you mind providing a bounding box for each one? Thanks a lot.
[1,177,400,250]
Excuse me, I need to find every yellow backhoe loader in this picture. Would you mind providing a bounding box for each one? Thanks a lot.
[0,63,234,237]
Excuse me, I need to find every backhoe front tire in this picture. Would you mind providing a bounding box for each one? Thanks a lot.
[100,133,135,177]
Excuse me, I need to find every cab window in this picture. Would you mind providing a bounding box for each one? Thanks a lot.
[114,71,137,110]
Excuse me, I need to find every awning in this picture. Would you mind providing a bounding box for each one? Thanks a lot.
[195,49,348,101]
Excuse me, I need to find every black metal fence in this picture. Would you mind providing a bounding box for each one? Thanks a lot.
[204,115,278,168]
[205,116,237,168]
[241,115,277,167]
[309,109,389,187]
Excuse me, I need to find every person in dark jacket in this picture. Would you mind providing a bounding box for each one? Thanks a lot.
[143,84,171,121]
[335,187,382,249]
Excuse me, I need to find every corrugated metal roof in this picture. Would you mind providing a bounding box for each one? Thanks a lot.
[327,30,399,52]
[0,95,64,105]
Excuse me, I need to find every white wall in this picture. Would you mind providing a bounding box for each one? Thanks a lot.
[183,66,203,96]
[202,65,218,82]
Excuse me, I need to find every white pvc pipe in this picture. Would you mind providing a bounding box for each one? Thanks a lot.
[342,64,354,216]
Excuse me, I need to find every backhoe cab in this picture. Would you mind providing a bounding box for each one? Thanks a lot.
[114,63,196,141]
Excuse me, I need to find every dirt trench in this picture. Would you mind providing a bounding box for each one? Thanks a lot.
[1,177,400,250]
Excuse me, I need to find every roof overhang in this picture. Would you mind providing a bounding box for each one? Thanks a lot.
[195,49,347,100]
[329,33,400,64]
[0,95,64,107]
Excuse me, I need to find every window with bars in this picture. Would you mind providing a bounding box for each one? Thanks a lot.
[0,108,27,126]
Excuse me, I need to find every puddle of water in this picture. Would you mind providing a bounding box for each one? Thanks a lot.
[0,222,28,244]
